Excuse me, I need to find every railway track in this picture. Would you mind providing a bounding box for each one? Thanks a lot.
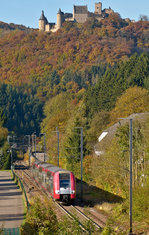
[56,202,102,233]
[14,160,104,234]
[14,162,44,198]
[73,205,104,229]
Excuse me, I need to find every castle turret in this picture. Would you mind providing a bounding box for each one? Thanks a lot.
[39,10,48,31]
[57,8,64,29]
[95,2,102,15]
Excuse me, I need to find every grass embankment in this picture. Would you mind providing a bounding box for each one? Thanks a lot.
[76,178,149,234]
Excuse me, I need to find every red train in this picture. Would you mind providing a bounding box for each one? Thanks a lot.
[32,160,76,202]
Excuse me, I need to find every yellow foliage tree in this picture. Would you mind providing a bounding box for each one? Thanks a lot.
[110,86,149,123]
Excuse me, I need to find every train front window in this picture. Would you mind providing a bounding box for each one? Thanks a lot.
[59,173,70,188]
[60,180,70,188]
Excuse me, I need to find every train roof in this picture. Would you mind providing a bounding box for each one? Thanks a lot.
[34,160,70,173]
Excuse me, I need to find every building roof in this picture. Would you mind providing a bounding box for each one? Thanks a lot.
[57,8,62,14]
[34,161,70,173]
[74,5,88,14]
[39,10,48,23]
[57,8,64,15]
[64,13,73,18]
[39,10,46,20]
[94,113,149,156]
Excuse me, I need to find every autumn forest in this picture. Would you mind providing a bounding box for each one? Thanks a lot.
[0,12,149,233]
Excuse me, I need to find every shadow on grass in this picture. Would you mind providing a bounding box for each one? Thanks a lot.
[76,179,123,206]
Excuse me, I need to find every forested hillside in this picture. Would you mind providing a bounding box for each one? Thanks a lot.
[0,21,29,31]
[0,84,43,135]
[1,13,149,232]
[0,13,149,99]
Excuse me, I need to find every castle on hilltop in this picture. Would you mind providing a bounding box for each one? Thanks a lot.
[39,2,114,32]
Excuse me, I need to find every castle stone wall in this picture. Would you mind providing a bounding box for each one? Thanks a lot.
[39,20,45,31]
[74,13,88,23]
[105,8,114,15]
[45,24,51,31]
[95,2,102,15]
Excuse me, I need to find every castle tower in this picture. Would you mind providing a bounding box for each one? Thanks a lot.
[39,10,48,31]
[73,5,88,23]
[57,8,64,29]
[95,2,102,15]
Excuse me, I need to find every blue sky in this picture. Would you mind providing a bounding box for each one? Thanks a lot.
[0,0,149,28]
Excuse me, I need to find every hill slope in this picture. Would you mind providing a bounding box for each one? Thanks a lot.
[0,14,149,91]
[0,21,30,31]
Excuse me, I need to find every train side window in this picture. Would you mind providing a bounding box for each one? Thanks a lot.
[49,176,53,193]
[42,174,46,184]
[39,167,42,173]
[39,172,42,178]
[46,175,53,194]
[47,171,51,177]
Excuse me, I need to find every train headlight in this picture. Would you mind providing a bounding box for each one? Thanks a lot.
[71,190,75,194]
[55,190,60,194]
